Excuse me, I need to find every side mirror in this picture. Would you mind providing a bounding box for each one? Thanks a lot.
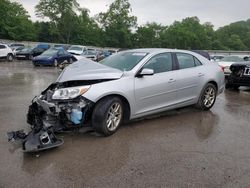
[138,68,154,77]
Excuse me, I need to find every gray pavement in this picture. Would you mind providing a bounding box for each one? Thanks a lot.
[0,60,250,188]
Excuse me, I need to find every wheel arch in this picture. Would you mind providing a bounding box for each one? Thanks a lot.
[94,94,131,123]
[207,80,218,92]
[7,53,14,56]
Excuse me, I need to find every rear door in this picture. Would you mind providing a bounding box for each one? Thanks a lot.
[134,53,179,116]
[174,52,205,103]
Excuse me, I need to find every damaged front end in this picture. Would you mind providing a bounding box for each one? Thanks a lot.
[7,60,124,153]
[8,82,94,152]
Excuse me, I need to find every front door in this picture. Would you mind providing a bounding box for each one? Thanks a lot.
[134,53,178,116]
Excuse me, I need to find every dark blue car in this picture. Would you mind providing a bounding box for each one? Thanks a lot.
[32,48,76,67]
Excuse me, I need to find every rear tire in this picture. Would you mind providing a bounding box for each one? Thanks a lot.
[7,54,14,62]
[196,83,217,111]
[92,97,124,136]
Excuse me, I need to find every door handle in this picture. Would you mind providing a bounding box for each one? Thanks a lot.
[198,73,204,77]
[168,78,176,83]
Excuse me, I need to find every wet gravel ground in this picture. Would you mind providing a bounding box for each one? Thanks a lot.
[0,60,250,188]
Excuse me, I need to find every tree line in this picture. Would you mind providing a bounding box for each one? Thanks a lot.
[1,0,250,50]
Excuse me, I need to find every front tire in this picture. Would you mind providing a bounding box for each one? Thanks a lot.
[196,83,217,111]
[7,54,14,62]
[92,97,123,136]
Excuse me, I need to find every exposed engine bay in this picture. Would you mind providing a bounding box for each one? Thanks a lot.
[7,79,112,153]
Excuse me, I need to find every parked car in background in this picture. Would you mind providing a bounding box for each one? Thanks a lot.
[108,49,119,55]
[103,50,112,57]
[0,43,14,61]
[217,56,245,77]
[16,47,33,60]
[226,62,250,89]
[32,48,76,66]
[211,55,225,62]
[16,46,48,60]
[191,50,211,60]
[67,45,87,55]
[12,46,25,56]
[54,44,70,50]
[9,43,25,50]
[36,43,50,50]
[74,49,105,61]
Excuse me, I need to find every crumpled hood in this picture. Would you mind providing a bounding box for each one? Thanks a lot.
[57,58,123,83]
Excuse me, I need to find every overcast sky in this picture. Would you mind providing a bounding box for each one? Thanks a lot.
[15,0,250,29]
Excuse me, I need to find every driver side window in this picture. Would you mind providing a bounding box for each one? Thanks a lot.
[143,53,173,74]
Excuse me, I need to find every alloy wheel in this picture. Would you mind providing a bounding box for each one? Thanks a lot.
[106,102,122,131]
[203,86,216,108]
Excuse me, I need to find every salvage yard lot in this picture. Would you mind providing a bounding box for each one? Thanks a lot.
[1,60,250,187]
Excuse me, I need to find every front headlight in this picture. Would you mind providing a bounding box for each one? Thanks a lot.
[52,86,90,100]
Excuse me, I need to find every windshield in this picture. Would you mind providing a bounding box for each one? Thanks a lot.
[221,56,243,62]
[68,46,83,51]
[20,48,32,52]
[100,52,148,71]
[41,49,58,56]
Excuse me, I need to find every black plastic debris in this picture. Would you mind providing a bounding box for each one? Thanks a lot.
[7,129,63,153]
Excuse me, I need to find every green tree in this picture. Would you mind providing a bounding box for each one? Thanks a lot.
[33,21,54,42]
[160,17,212,50]
[0,0,36,41]
[35,0,80,43]
[227,34,247,50]
[134,22,165,48]
[215,20,250,50]
[71,8,104,46]
[98,0,137,48]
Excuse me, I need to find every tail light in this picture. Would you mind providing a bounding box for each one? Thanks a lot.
[220,66,225,72]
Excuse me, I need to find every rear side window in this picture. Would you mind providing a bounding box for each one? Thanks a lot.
[143,53,173,74]
[176,53,202,69]
[0,45,6,49]
[194,57,202,66]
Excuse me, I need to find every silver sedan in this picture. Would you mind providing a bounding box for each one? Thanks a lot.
[10,49,225,152]
[50,48,225,136]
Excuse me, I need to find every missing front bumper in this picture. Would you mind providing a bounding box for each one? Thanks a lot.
[7,129,64,153]
[8,95,94,153]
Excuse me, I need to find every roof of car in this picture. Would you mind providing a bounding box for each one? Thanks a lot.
[124,48,202,54]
